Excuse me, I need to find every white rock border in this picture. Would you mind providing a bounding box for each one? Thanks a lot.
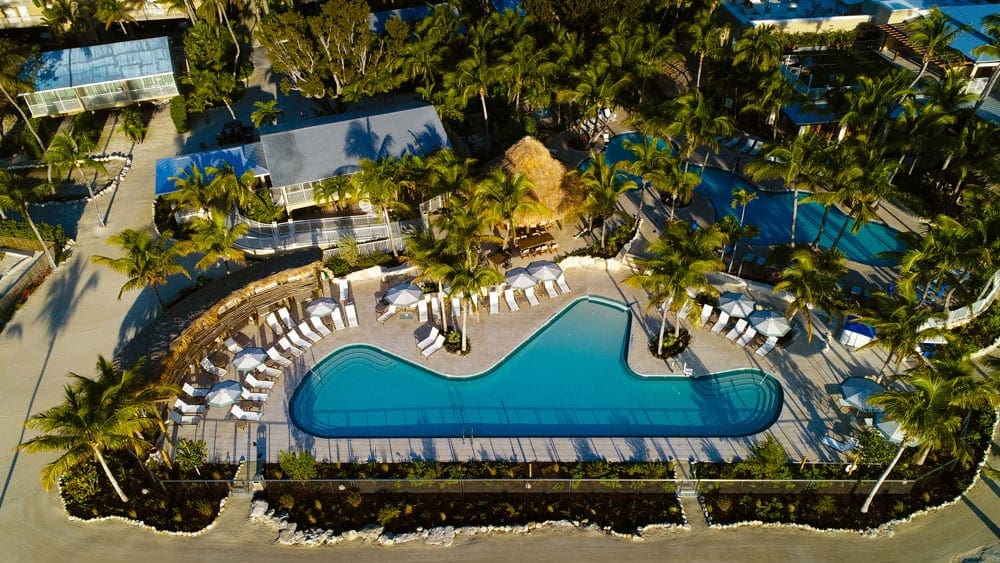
[12,153,133,209]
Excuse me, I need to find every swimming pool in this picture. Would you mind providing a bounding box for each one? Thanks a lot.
[290,297,783,439]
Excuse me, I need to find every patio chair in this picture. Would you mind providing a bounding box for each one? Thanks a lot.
[699,304,713,326]
[724,134,744,148]
[726,319,749,341]
[544,280,559,298]
[309,315,331,337]
[287,327,312,349]
[451,296,462,325]
[182,382,210,398]
[230,404,262,421]
[278,307,297,331]
[338,279,351,302]
[749,139,764,156]
[821,434,858,453]
[264,312,284,336]
[676,301,693,323]
[710,311,731,333]
[327,307,345,331]
[377,304,397,323]
[682,363,695,377]
[245,373,276,390]
[556,274,571,293]
[738,137,755,153]
[345,302,360,328]
[256,364,283,378]
[421,334,446,357]
[418,299,429,322]
[224,337,243,354]
[525,286,540,306]
[504,288,520,312]
[169,411,201,425]
[277,336,303,357]
[755,336,778,356]
[200,357,227,378]
[489,290,500,314]
[241,387,269,402]
[737,327,758,347]
[266,346,293,366]
[431,294,442,321]
[416,326,440,350]
[297,321,323,344]
[174,398,206,415]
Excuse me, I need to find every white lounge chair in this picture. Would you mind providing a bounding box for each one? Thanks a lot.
[504,288,520,312]
[287,328,312,348]
[338,279,351,302]
[278,307,297,331]
[256,364,283,378]
[421,334,446,357]
[230,404,262,421]
[682,362,695,377]
[822,434,858,453]
[330,307,347,330]
[525,286,540,306]
[710,311,730,333]
[174,397,206,415]
[556,274,571,293]
[676,301,693,323]
[182,382,210,398]
[430,294,441,321]
[224,337,243,354]
[377,304,397,323]
[264,312,284,336]
[240,387,269,402]
[489,290,500,314]
[169,411,201,425]
[471,293,480,314]
[310,315,331,337]
[726,319,748,341]
[737,327,758,347]
[755,336,778,356]
[699,304,713,326]
[416,326,440,350]
[266,346,293,367]
[277,336,303,357]
[451,296,462,324]
[418,299,429,322]
[297,321,323,344]
[345,302,359,328]
[543,280,559,298]
[244,372,275,390]
[200,357,227,378]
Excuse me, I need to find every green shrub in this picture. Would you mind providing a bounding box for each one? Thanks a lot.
[337,236,360,268]
[61,462,100,505]
[733,434,792,479]
[345,491,363,507]
[324,250,395,276]
[377,505,402,526]
[71,111,99,142]
[242,191,285,223]
[813,495,837,516]
[170,95,189,133]
[174,438,208,475]
[278,449,318,480]
[120,105,147,143]
[856,428,896,465]
[278,493,295,510]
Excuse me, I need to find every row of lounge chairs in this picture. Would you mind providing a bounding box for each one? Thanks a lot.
[415,325,446,357]
[489,275,572,315]
[723,134,764,156]
[702,304,779,357]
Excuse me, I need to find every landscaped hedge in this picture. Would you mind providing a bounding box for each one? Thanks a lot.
[264,460,675,480]
[0,219,68,258]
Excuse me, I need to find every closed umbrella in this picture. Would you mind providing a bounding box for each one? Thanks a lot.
[385,283,423,307]
[206,380,242,408]
[748,310,792,338]
[505,267,537,290]
[839,377,885,413]
[527,260,562,282]
[874,413,905,443]
[717,291,756,318]
[306,297,338,317]
[232,347,267,372]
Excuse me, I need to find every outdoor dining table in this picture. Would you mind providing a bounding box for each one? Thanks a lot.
[515,232,554,253]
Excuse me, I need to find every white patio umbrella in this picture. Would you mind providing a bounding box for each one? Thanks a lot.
[839,377,885,413]
[875,413,906,443]
[232,347,267,372]
[527,260,562,282]
[505,267,537,290]
[747,310,792,338]
[206,380,242,408]
[385,283,423,307]
[306,297,338,317]
[717,291,756,318]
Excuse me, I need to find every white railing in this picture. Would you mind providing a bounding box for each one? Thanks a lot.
[236,209,383,236]
[233,215,410,255]
[919,269,1000,332]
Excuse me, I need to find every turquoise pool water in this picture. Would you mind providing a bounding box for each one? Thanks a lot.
[290,297,783,439]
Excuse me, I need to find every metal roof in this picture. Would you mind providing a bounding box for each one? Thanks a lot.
[940,5,1000,64]
[155,144,267,196]
[31,37,174,92]
[258,102,449,188]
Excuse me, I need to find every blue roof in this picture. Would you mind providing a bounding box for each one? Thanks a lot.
[940,5,1000,63]
[32,37,174,92]
[368,5,433,33]
[781,103,837,125]
[155,145,267,196]
[493,0,525,14]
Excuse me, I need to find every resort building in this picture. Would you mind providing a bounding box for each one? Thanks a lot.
[20,36,179,118]
[0,0,189,30]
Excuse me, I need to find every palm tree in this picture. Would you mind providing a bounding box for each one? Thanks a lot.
[571,152,635,250]
[406,229,457,333]
[435,194,500,267]
[207,162,257,212]
[905,8,959,90]
[166,164,215,217]
[448,262,503,353]
[728,187,757,272]
[0,39,50,184]
[350,158,410,257]
[732,25,786,74]
[93,0,135,35]
[855,288,949,382]
[92,229,191,311]
[449,34,498,148]
[0,170,57,268]
[19,356,176,503]
[773,247,846,342]
[44,131,109,227]
[197,0,240,80]
[250,99,283,128]
[829,145,899,251]
[625,220,725,351]
[186,212,248,274]
[681,7,726,90]
[476,170,548,251]
[624,136,690,218]
[741,69,803,140]
[663,91,734,173]
[861,371,966,513]
[745,131,827,248]
[838,72,911,140]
